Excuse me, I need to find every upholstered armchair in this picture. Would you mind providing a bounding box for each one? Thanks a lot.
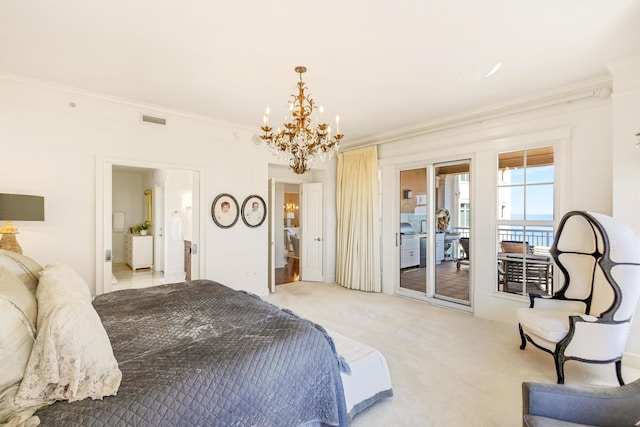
[517,211,640,385]
[522,378,640,426]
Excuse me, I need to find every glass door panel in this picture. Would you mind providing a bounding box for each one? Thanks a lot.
[399,168,427,293]
[434,161,471,304]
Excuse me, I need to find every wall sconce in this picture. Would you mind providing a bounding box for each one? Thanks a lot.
[0,193,45,254]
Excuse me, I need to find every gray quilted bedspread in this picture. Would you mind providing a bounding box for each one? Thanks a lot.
[35,280,348,426]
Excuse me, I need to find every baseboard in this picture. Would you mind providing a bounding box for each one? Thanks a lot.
[161,271,186,284]
[623,351,640,370]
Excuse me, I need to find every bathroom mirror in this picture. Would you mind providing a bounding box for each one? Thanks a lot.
[144,189,152,226]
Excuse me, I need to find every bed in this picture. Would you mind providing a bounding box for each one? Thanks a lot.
[0,250,392,426]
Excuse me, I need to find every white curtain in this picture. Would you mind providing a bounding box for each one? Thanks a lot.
[336,146,381,292]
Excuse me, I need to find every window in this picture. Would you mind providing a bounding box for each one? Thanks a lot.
[497,147,555,296]
[456,173,470,233]
[459,202,470,228]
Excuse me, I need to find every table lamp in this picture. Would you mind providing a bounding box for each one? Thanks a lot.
[0,193,45,254]
[286,212,295,228]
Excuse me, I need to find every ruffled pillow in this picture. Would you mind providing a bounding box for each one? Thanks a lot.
[0,266,39,426]
[15,264,121,406]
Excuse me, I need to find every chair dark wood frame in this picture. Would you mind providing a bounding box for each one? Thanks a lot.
[518,211,640,385]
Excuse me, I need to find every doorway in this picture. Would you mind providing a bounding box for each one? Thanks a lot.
[276,185,301,285]
[397,159,471,307]
[267,173,325,291]
[97,159,202,295]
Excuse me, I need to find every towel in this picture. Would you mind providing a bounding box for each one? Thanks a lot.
[113,212,125,233]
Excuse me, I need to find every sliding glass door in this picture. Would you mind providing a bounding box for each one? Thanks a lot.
[398,159,471,307]
[399,168,428,293]
[434,160,471,305]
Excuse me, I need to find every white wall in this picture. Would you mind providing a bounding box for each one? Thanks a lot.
[609,55,640,364]
[0,74,337,297]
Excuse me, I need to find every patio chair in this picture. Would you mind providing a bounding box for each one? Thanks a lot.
[517,211,640,385]
[456,237,470,270]
[287,234,300,275]
[500,240,532,254]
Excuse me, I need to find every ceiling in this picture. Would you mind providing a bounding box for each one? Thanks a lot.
[1,1,639,146]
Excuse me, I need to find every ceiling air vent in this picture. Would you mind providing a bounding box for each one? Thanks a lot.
[141,114,167,126]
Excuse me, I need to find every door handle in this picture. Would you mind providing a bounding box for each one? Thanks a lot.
[314,238,322,241]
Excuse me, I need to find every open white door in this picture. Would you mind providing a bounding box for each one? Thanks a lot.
[153,183,165,273]
[268,179,276,292]
[301,182,323,282]
[98,160,113,295]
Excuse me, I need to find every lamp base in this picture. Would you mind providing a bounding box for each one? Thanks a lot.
[0,234,22,254]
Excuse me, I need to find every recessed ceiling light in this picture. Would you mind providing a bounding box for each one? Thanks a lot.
[484,63,502,78]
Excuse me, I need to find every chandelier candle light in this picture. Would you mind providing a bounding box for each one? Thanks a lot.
[261,66,343,174]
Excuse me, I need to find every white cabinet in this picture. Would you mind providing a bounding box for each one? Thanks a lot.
[435,233,445,264]
[125,234,153,270]
[401,236,420,269]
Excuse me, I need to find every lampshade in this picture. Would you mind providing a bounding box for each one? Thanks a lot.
[0,193,45,254]
[0,194,45,222]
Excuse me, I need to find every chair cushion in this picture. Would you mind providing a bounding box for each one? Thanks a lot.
[517,308,584,343]
[523,415,594,427]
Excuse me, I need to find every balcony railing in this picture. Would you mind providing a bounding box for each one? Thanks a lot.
[451,226,556,296]
[497,227,554,255]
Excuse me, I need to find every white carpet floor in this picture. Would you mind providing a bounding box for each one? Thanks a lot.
[265,281,640,427]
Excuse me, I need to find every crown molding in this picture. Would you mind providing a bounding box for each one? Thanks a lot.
[0,71,256,133]
[342,75,612,151]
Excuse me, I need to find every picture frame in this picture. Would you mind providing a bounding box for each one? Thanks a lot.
[241,194,267,228]
[211,193,239,228]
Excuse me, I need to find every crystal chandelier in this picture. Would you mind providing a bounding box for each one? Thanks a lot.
[261,66,343,174]
[284,195,298,213]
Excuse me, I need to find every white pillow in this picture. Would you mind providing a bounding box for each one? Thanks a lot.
[0,268,37,425]
[15,264,121,406]
[0,266,37,330]
[0,250,42,295]
[37,263,92,306]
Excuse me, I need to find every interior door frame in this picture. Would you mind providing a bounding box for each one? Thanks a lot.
[268,178,276,292]
[96,157,205,295]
